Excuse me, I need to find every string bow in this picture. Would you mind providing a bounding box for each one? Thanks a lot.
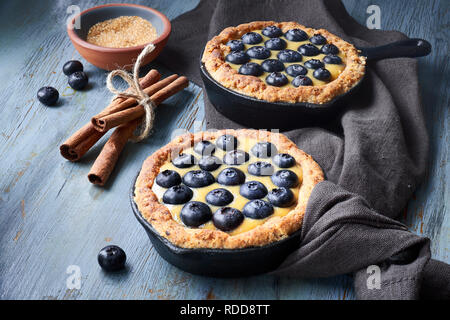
[106,44,156,142]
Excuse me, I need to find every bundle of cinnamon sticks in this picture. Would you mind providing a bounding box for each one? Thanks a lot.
[60,69,188,186]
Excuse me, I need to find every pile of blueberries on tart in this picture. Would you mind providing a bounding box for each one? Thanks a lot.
[202,21,366,104]
[134,130,324,249]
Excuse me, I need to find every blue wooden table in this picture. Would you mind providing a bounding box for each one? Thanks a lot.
[0,0,448,300]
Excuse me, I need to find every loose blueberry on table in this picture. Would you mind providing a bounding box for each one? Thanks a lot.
[98,245,126,272]
[68,71,88,90]
[37,86,59,106]
[63,60,84,76]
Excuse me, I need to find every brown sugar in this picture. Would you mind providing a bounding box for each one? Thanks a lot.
[86,16,158,48]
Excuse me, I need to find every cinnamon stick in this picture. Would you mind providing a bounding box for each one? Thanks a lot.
[91,74,179,129]
[59,69,161,161]
[93,76,189,133]
[87,119,140,186]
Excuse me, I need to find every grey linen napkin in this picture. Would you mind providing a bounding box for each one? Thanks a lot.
[157,0,450,299]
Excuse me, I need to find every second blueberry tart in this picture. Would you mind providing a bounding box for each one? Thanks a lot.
[202,21,366,104]
[134,129,324,249]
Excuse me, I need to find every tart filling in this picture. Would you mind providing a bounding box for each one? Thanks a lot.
[134,130,324,249]
[202,21,366,104]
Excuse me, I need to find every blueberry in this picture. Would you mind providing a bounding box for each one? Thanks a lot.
[310,34,327,45]
[304,59,324,69]
[68,71,88,90]
[277,49,302,63]
[98,245,126,272]
[217,168,246,186]
[172,153,196,168]
[266,72,288,87]
[323,55,342,65]
[227,39,245,51]
[223,150,250,165]
[213,207,244,232]
[183,170,215,188]
[265,38,287,50]
[273,153,296,168]
[313,67,331,81]
[246,46,271,59]
[63,60,83,76]
[251,142,278,158]
[248,161,274,176]
[206,188,234,206]
[155,170,182,188]
[262,25,283,38]
[163,185,193,204]
[321,44,339,54]
[216,135,238,151]
[242,32,263,44]
[292,75,313,87]
[199,156,222,171]
[285,29,308,41]
[271,170,299,188]
[37,87,59,106]
[268,187,295,207]
[240,181,268,200]
[194,140,215,156]
[286,64,307,77]
[243,200,274,219]
[226,51,250,64]
[261,59,285,72]
[239,62,264,76]
[298,44,320,56]
[180,201,212,227]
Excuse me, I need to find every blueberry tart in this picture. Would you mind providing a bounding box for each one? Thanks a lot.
[202,21,366,104]
[134,129,324,249]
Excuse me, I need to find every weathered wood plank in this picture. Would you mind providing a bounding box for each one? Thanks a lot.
[0,0,447,300]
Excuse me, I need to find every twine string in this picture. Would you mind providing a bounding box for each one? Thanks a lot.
[106,44,156,142]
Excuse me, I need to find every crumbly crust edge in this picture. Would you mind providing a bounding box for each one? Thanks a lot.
[201,21,366,104]
[134,129,324,249]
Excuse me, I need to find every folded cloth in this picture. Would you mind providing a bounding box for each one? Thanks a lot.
[157,0,450,299]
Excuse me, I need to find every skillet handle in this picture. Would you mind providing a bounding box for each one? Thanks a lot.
[359,39,431,61]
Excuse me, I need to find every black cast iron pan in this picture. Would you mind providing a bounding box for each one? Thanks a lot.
[130,174,302,277]
[200,38,431,130]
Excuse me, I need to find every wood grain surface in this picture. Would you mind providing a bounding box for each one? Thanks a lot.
[0,0,447,300]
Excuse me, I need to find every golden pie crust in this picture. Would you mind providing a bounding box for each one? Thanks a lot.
[201,21,366,104]
[134,129,324,249]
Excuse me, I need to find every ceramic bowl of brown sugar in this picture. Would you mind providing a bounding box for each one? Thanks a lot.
[67,3,171,70]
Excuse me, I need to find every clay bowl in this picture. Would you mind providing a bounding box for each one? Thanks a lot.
[67,3,171,71]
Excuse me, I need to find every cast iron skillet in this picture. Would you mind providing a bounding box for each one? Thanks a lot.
[130,174,302,277]
[200,39,431,130]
